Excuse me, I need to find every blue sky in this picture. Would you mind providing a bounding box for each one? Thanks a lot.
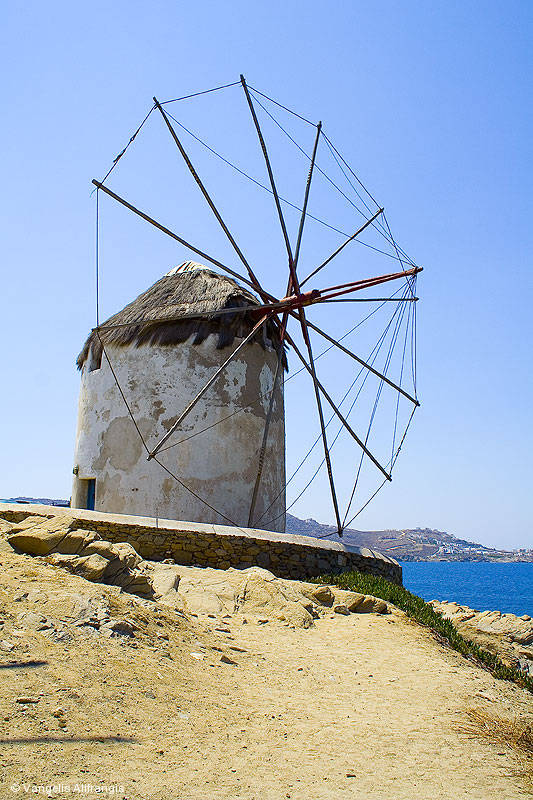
[1,1,531,548]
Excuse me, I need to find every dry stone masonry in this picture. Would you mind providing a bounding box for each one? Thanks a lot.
[0,503,401,585]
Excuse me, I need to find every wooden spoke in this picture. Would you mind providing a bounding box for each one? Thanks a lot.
[300,207,384,287]
[240,75,298,287]
[292,121,322,276]
[247,349,284,527]
[289,313,419,407]
[319,266,422,298]
[147,312,273,460]
[318,297,418,303]
[245,114,322,521]
[284,329,393,483]
[290,312,343,534]
[153,97,265,298]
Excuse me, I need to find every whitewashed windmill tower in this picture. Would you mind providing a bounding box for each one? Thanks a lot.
[71,262,286,532]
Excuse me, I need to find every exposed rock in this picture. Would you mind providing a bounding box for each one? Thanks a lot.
[7,519,156,599]
[431,600,533,672]
[121,570,154,598]
[0,519,15,536]
[109,542,143,569]
[8,525,72,556]
[233,570,315,629]
[333,604,350,615]
[83,540,124,561]
[101,619,136,637]
[301,584,334,607]
[46,553,108,581]
[144,564,181,606]
[5,515,391,626]
[7,515,49,533]
[74,554,109,581]
[101,557,130,582]
[70,596,110,628]
[17,611,51,630]
[56,529,100,555]
[153,565,390,627]
[356,596,389,614]
[337,591,366,612]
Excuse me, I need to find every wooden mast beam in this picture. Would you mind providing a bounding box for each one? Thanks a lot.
[91,180,279,304]
[248,120,321,527]
[240,75,299,292]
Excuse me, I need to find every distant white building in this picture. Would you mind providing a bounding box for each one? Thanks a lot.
[72,262,286,531]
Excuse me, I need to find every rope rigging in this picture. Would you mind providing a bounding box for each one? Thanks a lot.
[247,88,416,268]
[162,108,411,263]
[260,282,414,529]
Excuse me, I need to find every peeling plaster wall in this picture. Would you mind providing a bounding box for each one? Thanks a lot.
[72,338,286,531]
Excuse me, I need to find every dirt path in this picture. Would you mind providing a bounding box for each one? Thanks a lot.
[0,541,531,800]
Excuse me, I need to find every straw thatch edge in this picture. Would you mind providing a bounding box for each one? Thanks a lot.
[77,266,287,370]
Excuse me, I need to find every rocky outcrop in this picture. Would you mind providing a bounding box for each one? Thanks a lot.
[430,600,533,675]
[7,517,155,599]
[148,564,389,627]
[5,514,389,627]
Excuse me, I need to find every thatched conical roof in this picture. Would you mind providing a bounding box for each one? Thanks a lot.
[77,262,285,369]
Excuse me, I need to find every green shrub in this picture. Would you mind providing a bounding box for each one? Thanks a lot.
[315,570,533,694]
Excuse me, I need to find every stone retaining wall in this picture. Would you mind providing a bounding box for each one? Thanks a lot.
[0,504,402,585]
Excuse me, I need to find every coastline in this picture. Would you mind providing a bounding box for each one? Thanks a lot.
[430,599,533,678]
[400,560,533,619]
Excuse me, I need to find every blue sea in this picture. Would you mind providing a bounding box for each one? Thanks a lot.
[399,561,533,618]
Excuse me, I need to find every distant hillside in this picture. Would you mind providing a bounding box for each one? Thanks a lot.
[2,496,70,507]
[286,514,533,562]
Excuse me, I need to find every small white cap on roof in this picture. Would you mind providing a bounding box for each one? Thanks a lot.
[165,261,207,276]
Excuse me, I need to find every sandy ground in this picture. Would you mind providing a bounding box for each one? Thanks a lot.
[0,539,532,800]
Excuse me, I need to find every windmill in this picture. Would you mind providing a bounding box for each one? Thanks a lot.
[81,75,421,537]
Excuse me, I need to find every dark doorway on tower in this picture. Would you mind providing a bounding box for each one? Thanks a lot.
[86,478,96,510]
[75,478,96,510]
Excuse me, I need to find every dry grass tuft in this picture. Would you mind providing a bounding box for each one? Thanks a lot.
[458,709,533,788]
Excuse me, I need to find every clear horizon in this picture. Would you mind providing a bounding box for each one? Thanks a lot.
[1,1,531,550]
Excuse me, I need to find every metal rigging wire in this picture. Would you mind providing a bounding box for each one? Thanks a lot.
[248,88,414,264]
[95,81,240,189]
[321,133,416,269]
[260,284,412,528]
[341,403,417,532]
[96,104,156,188]
[162,109,406,263]
[341,286,412,527]
[160,81,241,105]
